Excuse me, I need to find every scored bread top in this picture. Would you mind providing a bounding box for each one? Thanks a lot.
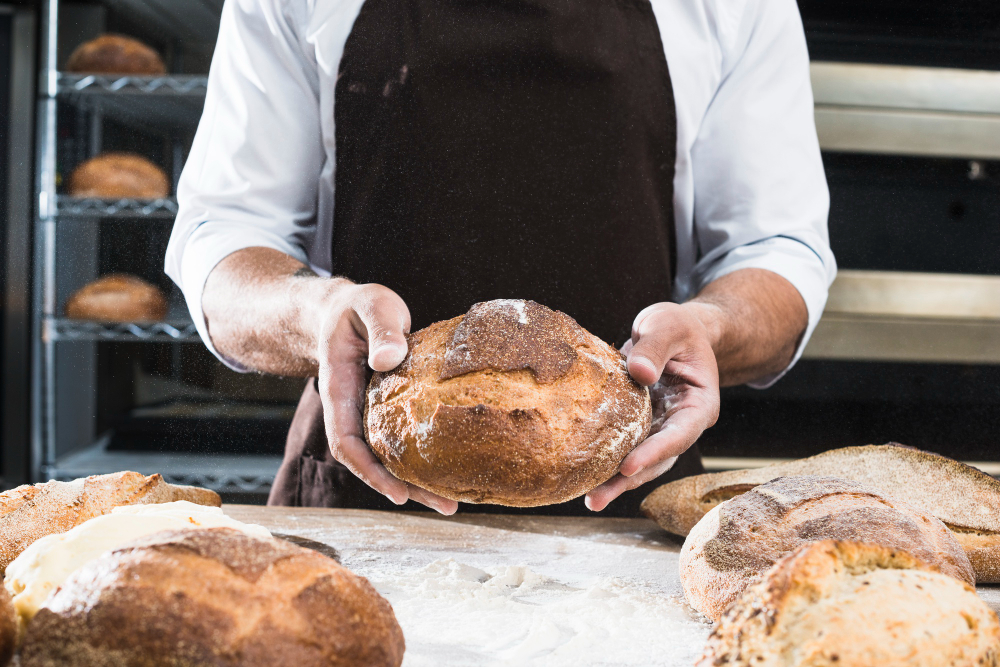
[439,300,580,383]
[642,443,1000,537]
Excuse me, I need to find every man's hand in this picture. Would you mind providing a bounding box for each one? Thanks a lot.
[202,247,458,515]
[584,268,809,511]
[314,283,459,515]
[584,303,720,512]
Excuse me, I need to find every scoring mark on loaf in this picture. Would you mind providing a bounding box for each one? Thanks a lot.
[439,300,579,384]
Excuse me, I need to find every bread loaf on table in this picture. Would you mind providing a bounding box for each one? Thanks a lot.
[19,528,405,667]
[65,274,168,323]
[365,299,651,506]
[642,443,1000,582]
[68,152,170,199]
[680,475,974,621]
[0,586,13,667]
[698,540,1000,667]
[0,472,220,572]
[65,34,166,75]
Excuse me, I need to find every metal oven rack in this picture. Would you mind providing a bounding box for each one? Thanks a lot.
[33,0,281,494]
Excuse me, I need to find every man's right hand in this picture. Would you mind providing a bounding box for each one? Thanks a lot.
[202,247,457,514]
[315,282,459,514]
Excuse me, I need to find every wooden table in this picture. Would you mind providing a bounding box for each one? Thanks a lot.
[224,506,1000,667]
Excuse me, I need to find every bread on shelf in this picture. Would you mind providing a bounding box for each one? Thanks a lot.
[65,274,168,323]
[68,152,170,200]
[65,34,166,76]
[679,475,974,621]
[18,528,405,667]
[364,299,651,506]
[697,540,1000,667]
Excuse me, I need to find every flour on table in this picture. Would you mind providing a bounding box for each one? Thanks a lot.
[373,559,709,667]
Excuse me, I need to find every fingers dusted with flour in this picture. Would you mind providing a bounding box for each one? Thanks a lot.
[202,247,457,514]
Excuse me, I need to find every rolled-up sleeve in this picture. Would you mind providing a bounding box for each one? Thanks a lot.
[164,0,321,370]
[688,0,836,388]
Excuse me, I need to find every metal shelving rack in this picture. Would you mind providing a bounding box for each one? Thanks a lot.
[33,0,281,494]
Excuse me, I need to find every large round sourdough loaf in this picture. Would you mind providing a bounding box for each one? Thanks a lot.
[19,528,405,667]
[680,475,974,621]
[698,540,1000,667]
[364,299,652,506]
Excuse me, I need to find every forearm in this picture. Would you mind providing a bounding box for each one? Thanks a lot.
[201,247,346,376]
[684,268,808,386]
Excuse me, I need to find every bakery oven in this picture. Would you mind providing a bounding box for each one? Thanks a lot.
[702,0,1000,470]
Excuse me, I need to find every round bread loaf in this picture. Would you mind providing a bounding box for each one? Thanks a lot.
[65,274,168,322]
[65,34,166,75]
[0,585,13,667]
[68,152,170,199]
[680,475,975,621]
[365,299,652,506]
[19,528,405,667]
[698,540,1000,667]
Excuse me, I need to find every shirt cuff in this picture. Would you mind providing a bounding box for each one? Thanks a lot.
[691,236,837,389]
[168,221,310,372]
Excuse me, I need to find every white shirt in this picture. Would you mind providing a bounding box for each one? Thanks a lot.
[165,0,836,387]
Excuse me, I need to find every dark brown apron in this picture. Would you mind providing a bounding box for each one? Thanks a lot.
[268,0,705,516]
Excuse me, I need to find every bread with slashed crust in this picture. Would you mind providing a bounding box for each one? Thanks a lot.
[0,471,220,572]
[0,585,13,667]
[365,299,651,506]
[19,528,404,667]
[641,443,1000,583]
[698,540,1000,667]
[680,475,974,621]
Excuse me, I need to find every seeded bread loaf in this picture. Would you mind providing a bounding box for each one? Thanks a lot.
[365,299,651,506]
[19,528,405,667]
[698,540,1000,667]
[0,472,220,572]
[680,475,974,621]
[642,443,1000,582]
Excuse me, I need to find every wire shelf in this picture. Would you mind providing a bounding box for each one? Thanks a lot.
[58,73,209,95]
[46,318,201,343]
[54,196,178,219]
[57,73,208,131]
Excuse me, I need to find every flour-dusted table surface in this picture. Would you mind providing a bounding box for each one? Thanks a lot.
[224,506,1000,667]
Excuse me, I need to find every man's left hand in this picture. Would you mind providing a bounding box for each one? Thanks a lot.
[585,302,720,512]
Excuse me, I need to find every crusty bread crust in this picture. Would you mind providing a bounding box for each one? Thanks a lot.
[20,528,405,667]
[68,152,170,199]
[0,585,13,667]
[680,476,974,621]
[0,472,220,572]
[65,34,166,75]
[698,540,1000,667]
[641,443,1000,582]
[65,274,168,323]
[365,300,651,506]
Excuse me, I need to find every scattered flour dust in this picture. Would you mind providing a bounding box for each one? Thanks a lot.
[374,559,709,667]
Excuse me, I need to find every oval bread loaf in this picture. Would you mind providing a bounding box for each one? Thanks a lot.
[680,475,974,621]
[698,540,1000,667]
[365,299,651,506]
[19,528,405,667]
[65,274,168,323]
[68,152,170,199]
[65,34,166,75]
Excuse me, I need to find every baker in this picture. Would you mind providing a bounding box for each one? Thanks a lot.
[166,0,835,516]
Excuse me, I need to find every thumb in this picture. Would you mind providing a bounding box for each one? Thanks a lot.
[351,285,411,372]
[625,304,679,386]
